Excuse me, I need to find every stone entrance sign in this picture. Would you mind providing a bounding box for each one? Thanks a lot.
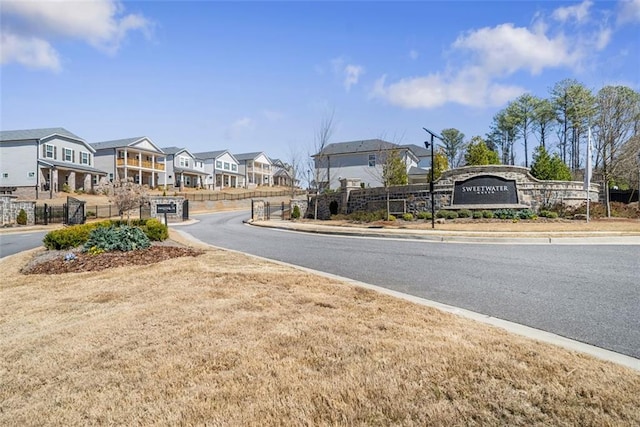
[453,175,518,205]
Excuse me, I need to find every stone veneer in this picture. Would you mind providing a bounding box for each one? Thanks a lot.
[0,196,36,226]
[309,166,600,219]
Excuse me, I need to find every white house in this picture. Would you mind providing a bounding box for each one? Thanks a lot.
[192,150,243,190]
[235,152,273,188]
[91,136,166,188]
[311,139,427,190]
[160,146,208,190]
[0,127,108,199]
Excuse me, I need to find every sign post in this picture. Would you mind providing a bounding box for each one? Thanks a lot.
[156,202,177,225]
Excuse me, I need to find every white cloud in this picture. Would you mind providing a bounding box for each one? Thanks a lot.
[617,0,640,24]
[1,0,152,71]
[0,31,61,71]
[371,5,617,110]
[552,0,593,23]
[343,64,364,91]
[331,57,364,91]
[453,23,580,75]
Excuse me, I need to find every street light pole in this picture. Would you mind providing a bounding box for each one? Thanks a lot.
[423,127,443,229]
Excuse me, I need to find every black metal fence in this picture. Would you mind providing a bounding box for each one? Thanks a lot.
[264,201,287,220]
[176,189,305,202]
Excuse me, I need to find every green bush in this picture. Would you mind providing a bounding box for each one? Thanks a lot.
[416,211,432,220]
[517,209,536,220]
[494,209,518,220]
[349,210,386,223]
[539,210,559,219]
[84,225,150,252]
[143,218,168,241]
[436,210,458,220]
[291,205,301,219]
[16,209,27,225]
[402,213,414,221]
[457,209,472,218]
[43,221,109,250]
[472,210,483,219]
[482,210,494,219]
[387,214,396,221]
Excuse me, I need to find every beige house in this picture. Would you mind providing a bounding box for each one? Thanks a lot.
[235,152,273,188]
[91,137,165,188]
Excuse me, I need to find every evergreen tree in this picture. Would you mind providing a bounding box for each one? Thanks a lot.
[464,136,500,166]
[530,145,571,180]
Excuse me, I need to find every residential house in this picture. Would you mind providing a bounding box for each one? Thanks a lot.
[91,136,165,188]
[192,150,243,190]
[160,146,208,190]
[270,158,295,188]
[0,127,107,199]
[235,152,273,188]
[311,139,426,190]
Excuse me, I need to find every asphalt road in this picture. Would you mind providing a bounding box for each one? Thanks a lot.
[180,211,640,359]
[0,231,48,258]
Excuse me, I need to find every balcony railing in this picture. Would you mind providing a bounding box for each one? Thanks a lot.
[116,158,165,171]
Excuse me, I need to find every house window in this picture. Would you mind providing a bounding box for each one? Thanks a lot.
[2,173,8,178]
[44,144,55,159]
[28,172,35,178]
[224,162,230,170]
[80,152,90,165]
[63,148,74,162]
[179,156,190,168]
[368,154,376,167]
[216,160,222,168]
[231,164,237,172]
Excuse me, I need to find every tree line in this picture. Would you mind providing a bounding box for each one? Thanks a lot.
[439,79,640,190]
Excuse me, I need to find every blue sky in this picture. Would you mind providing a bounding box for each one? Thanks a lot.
[1,1,639,165]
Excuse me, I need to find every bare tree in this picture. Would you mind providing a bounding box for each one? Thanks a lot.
[286,143,304,199]
[97,178,149,224]
[310,109,336,219]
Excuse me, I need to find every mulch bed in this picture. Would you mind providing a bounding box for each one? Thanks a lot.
[22,245,204,275]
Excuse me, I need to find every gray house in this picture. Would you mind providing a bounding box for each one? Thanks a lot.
[311,139,426,190]
[235,152,273,188]
[0,127,107,199]
[192,150,243,190]
[160,146,208,190]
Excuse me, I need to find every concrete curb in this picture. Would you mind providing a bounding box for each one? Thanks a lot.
[248,220,640,245]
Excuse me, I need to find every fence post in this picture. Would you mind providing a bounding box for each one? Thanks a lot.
[281,201,285,220]
[44,203,48,225]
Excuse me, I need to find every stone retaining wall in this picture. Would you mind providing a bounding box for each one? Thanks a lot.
[0,196,36,226]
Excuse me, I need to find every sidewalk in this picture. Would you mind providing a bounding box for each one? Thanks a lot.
[249,219,640,245]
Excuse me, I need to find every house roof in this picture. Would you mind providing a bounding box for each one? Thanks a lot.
[401,144,431,157]
[192,150,229,160]
[160,146,184,155]
[91,136,164,153]
[313,139,398,157]
[234,152,265,161]
[38,159,109,175]
[0,127,84,142]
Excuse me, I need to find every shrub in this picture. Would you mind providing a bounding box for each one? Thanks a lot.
[84,225,150,252]
[330,213,348,220]
[402,213,414,221]
[62,183,71,193]
[494,209,518,220]
[517,209,536,220]
[457,209,472,218]
[472,210,483,219]
[143,218,168,241]
[482,210,494,219]
[416,211,432,220]
[539,210,559,219]
[291,205,301,219]
[349,210,386,223]
[387,215,396,221]
[16,209,27,225]
[436,210,458,220]
[86,211,96,218]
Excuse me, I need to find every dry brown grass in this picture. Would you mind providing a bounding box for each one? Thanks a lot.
[2,243,639,425]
